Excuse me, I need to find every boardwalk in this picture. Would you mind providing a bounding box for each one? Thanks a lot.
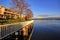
[0,20,34,39]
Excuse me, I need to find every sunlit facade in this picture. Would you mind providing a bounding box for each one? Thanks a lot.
[0,6,20,19]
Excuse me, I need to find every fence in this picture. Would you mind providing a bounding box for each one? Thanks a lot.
[0,23,22,39]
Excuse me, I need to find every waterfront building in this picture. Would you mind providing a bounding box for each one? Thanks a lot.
[0,6,20,19]
[0,6,5,19]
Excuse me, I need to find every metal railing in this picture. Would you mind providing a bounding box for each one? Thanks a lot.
[0,23,22,39]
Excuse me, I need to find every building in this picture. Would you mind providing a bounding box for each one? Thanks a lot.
[0,6,20,19]
[0,6,5,18]
[11,11,20,19]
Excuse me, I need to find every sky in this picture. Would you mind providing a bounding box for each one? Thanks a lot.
[0,0,60,16]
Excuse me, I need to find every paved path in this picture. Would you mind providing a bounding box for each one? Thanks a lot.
[0,20,34,39]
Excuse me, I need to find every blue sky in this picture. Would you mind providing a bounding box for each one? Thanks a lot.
[0,0,60,16]
[27,0,60,16]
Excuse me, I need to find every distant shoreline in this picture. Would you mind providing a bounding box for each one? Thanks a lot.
[31,18,60,20]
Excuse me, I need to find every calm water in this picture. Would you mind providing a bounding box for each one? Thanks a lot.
[31,20,60,40]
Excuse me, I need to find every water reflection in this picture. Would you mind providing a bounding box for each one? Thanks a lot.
[37,20,60,25]
[31,20,60,40]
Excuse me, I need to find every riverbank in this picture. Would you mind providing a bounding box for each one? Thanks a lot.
[0,20,34,27]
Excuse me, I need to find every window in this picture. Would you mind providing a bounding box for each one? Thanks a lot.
[4,12,7,14]
[5,9,7,11]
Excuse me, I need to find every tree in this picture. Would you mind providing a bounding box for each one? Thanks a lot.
[11,0,29,15]
[25,9,33,20]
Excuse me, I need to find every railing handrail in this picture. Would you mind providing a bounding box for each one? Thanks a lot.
[0,20,34,39]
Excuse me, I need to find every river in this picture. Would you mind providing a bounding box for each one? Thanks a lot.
[31,20,60,40]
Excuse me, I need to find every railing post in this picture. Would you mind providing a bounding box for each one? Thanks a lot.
[1,27,3,37]
[0,27,1,38]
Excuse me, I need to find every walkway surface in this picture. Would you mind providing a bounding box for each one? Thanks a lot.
[0,20,34,39]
